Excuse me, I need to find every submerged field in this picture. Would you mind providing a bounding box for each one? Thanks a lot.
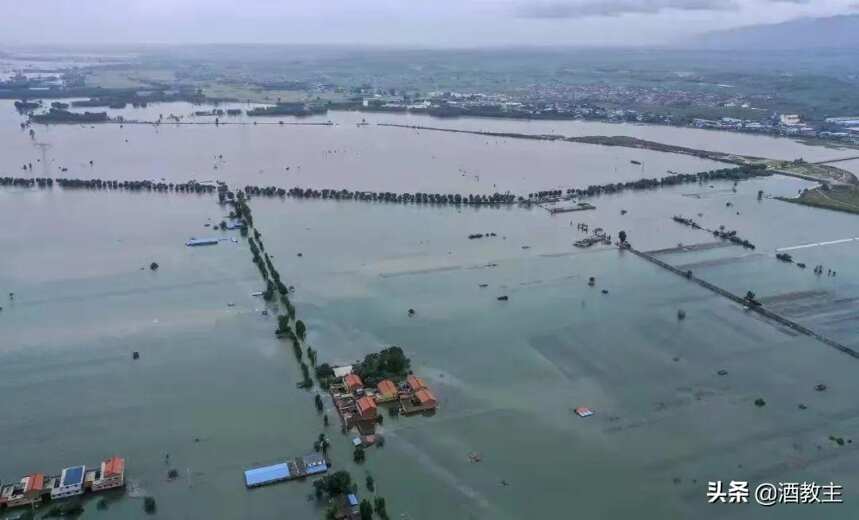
[2,103,859,519]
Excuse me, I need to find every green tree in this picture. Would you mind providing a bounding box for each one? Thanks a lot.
[354,445,366,463]
[366,474,375,492]
[360,499,374,520]
[314,470,353,497]
[374,497,389,519]
[325,505,338,520]
[143,496,157,514]
[316,363,335,378]
[295,320,306,341]
[276,315,292,336]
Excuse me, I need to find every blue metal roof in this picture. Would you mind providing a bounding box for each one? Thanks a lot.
[347,494,359,506]
[244,463,290,487]
[302,453,328,475]
[62,466,85,487]
[304,463,328,475]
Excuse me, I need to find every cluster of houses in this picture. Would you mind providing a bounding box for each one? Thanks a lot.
[330,369,438,442]
[0,457,125,511]
[690,113,859,143]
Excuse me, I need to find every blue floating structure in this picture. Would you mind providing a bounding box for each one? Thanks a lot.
[244,463,291,488]
[185,238,220,247]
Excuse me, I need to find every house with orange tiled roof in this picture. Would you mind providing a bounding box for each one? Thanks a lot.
[406,374,426,392]
[375,379,398,403]
[414,388,438,410]
[356,396,377,419]
[92,457,125,491]
[344,374,363,393]
[0,473,46,509]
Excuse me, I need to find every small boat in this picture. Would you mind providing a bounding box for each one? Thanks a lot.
[574,407,594,418]
[630,160,642,165]
[185,238,219,247]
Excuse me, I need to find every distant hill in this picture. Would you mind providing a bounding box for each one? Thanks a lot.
[689,15,859,50]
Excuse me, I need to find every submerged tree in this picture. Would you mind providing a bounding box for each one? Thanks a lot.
[353,445,366,463]
[360,499,374,520]
[295,320,306,341]
[374,497,389,520]
[143,497,157,514]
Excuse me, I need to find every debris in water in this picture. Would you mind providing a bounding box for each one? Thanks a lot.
[132,352,140,360]
[497,296,509,301]
[717,369,728,376]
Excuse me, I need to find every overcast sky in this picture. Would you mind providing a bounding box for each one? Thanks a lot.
[1,0,856,47]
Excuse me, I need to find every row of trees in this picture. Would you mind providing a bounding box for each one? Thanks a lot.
[230,188,403,520]
[242,184,518,206]
[0,175,221,194]
[230,190,311,388]
[530,164,771,201]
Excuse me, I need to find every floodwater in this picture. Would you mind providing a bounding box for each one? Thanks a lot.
[2,101,859,520]
[4,101,729,195]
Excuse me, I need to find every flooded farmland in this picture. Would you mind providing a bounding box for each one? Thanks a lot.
[2,101,859,520]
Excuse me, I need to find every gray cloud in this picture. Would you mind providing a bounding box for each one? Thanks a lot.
[0,0,855,46]
[517,0,738,18]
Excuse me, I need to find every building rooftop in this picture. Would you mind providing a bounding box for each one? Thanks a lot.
[347,493,359,506]
[302,453,328,475]
[344,373,363,390]
[376,379,397,397]
[415,388,437,405]
[332,365,353,378]
[356,396,377,415]
[26,474,44,492]
[102,457,125,477]
[406,374,427,391]
[61,466,85,487]
[244,463,290,487]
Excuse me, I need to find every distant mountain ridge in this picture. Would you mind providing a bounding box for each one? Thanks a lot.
[689,14,859,50]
